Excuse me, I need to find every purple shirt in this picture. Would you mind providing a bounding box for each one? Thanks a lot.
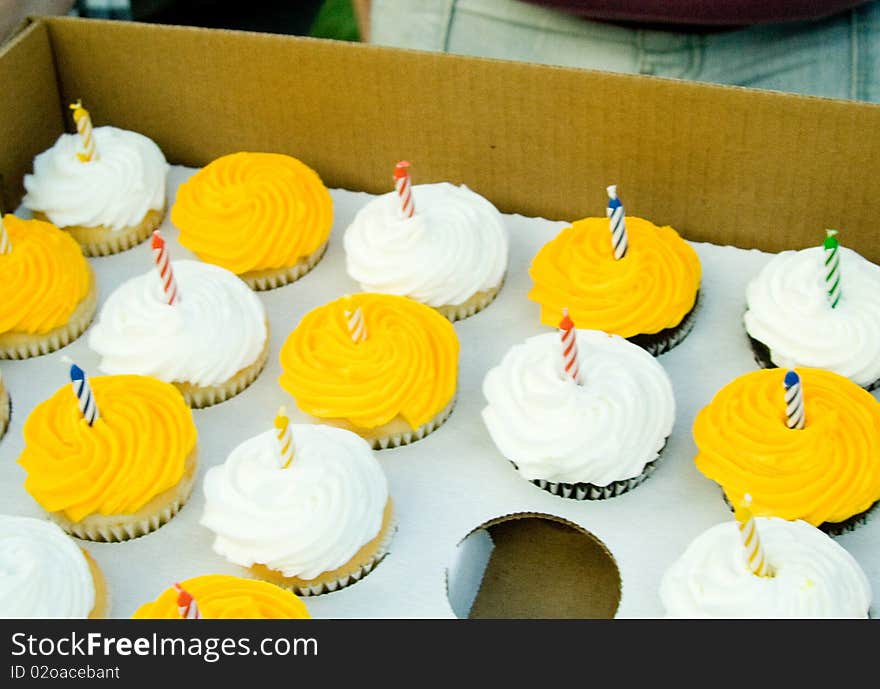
[524,1,871,26]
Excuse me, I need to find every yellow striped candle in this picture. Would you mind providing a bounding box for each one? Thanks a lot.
[69,99,98,162]
[0,215,10,255]
[274,406,294,469]
[734,493,773,578]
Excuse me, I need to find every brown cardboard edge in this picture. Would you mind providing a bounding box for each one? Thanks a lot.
[0,18,64,212]
[29,15,880,261]
[445,512,623,619]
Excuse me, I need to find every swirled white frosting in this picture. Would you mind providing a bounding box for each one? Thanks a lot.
[88,260,267,387]
[744,246,880,387]
[343,182,508,307]
[23,126,169,230]
[0,515,95,618]
[660,517,872,618]
[481,329,675,485]
[201,424,389,580]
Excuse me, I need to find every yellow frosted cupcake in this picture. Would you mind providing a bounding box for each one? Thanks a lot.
[171,152,333,290]
[18,368,198,542]
[693,367,880,535]
[529,185,701,355]
[0,515,109,619]
[279,293,459,449]
[132,575,310,619]
[23,101,168,257]
[0,214,97,359]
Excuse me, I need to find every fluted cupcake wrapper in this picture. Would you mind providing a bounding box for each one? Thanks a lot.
[175,339,269,409]
[531,460,659,501]
[0,282,98,360]
[275,518,397,598]
[34,208,164,257]
[241,242,328,291]
[371,398,455,450]
[628,291,700,357]
[0,386,9,440]
[435,276,505,323]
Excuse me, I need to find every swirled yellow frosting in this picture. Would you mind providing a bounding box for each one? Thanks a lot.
[693,368,880,526]
[0,214,92,334]
[132,575,310,619]
[279,293,459,430]
[528,216,701,337]
[171,152,333,275]
[19,375,197,522]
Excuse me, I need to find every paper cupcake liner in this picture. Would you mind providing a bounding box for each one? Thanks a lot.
[34,208,163,257]
[435,276,505,323]
[525,444,666,501]
[280,518,397,598]
[176,337,269,409]
[720,489,877,537]
[48,451,198,543]
[0,279,98,360]
[0,386,9,440]
[371,397,456,450]
[242,242,328,291]
[748,334,880,392]
[628,291,700,357]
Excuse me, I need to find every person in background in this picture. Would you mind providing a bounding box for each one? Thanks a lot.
[358,0,880,101]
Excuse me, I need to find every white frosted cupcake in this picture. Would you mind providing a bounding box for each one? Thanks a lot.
[660,517,872,618]
[744,240,880,390]
[0,515,108,618]
[23,119,169,256]
[344,180,508,321]
[201,421,394,596]
[482,328,675,500]
[88,258,269,408]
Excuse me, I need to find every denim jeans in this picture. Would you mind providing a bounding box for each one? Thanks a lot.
[370,0,880,101]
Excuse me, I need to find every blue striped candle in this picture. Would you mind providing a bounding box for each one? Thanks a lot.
[606,185,628,260]
[783,370,805,430]
[69,363,99,426]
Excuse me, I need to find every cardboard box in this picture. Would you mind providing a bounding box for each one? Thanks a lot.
[0,17,877,619]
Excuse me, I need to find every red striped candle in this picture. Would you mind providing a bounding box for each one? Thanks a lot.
[559,308,581,384]
[173,582,201,619]
[151,230,179,305]
[394,160,415,219]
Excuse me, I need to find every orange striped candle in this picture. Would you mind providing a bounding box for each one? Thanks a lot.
[274,406,294,469]
[734,494,773,578]
[69,100,97,162]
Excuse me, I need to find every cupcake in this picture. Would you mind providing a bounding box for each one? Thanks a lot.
[343,161,508,321]
[528,185,701,355]
[660,517,872,618]
[693,367,880,535]
[22,101,169,257]
[171,152,333,290]
[88,232,269,408]
[132,575,310,619]
[18,369,199,542]
[482,324,675,500]
[201,413,394,596]
[0,515,109,619]
[279,293,459,449]
[744,231,880,390]
[0,214,97,359]
[0,371,9,440]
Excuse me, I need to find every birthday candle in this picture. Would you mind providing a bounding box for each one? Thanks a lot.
[784,369,805,430]
[824,229,841,308]
[606,184,628,260]
[559,307,581,384]
[69,363,99,426]
[151,230,180,305]
[345,306,368,344]
[275,406,294,469]
[394,161,415,219]
[69,100,98,162]
[734,494,773,578]
[0,215,10,255]
[173,582,201,619]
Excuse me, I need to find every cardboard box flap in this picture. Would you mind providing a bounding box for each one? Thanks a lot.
[33,15,880,261]
[0,20,64,213]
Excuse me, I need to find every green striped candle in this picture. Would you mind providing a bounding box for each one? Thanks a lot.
[824,229,841,308]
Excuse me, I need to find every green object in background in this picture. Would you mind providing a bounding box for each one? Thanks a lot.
[310,0,359,41]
